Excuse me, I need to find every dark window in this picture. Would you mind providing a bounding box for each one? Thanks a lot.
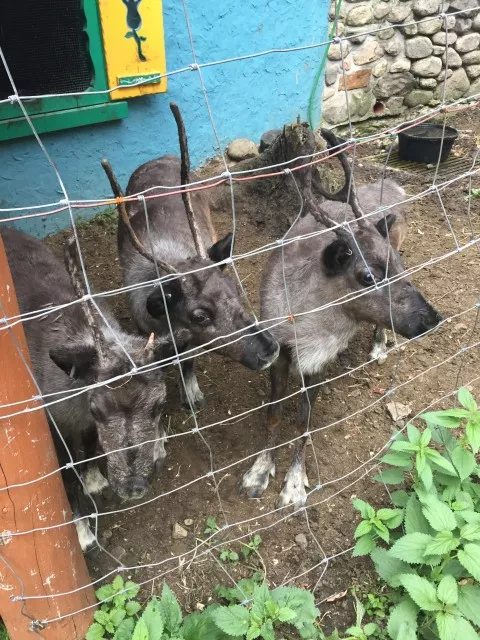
[0,0,94,99]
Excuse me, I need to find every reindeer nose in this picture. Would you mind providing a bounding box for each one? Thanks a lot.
[420,307,443,331]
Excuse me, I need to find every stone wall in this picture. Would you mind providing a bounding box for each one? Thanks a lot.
[322,0,480,127]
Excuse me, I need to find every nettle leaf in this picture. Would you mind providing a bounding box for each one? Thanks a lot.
[461,522,480,541]
[353,534,376,557]
[125,581,140,599]
[391,441,418,453]
[407,424,421,445]
[418,458,433,490]
[277,606,296,622]
[443,559,467,579]
[94,610,110,626]
[373,468,405,485]
[458,543,480,581]
[364,622,378,636]
[420,428,432,447]
[425,449,457,476]
[421,410,467,428]
[251,583,269,620]
[452,447,476,481]
[270,586,319,631]
[421,496,457,532]
[110,608,127,628]
[96,584,114,601]
[138,598,163,640]
[112,575,124,591]
[160,583,182,634]
[405,495,431,535]
[437,575,458,605]
[425,531,459,556]
[355,520,373,539]
[131,618,149,640]
[371,547,415,588]
[435,612,457,640]
[391,490,409,508]
[458,584,480,626]
[113,617,136,640]
[352,498,375,519]
[395,622,417,640]
[458,510,480,524]
[389,532,434,564]
[387,597,418,640]
[374,520,390,543]
[455,616,480,640]
[399,575,441,611]
[125,601,141,617]
[466,420,480,455]
[381,452,413,469]
[458,388,477,412]
[212,605,250,637]
[86,623,105,640]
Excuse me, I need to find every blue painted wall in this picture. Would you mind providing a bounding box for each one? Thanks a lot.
[0,0,329,237]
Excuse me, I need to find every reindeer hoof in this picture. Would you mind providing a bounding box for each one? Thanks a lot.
[370,343,388,365]
[75,519,97,552]
[276,464,309,510]
[240,452,275,499]
[82,466,109,496]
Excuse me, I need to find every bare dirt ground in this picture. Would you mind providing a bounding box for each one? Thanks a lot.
[46,108,480,633]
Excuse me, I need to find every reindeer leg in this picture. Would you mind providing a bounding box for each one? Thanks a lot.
[370,325,388,364]
[181,355,206,410]
[81,428,109,496]
[241,347,290,498]
[277,373,321,510]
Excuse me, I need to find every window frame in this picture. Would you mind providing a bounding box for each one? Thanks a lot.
[0,0,128,142]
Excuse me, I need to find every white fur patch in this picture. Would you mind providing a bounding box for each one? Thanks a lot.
[153,425,166,464]
[242,451,275,498]
[370,341,388,364]
[75,519,96,551]
[276,461,310,510]
[83,466,109,496]
[183,374,205,408]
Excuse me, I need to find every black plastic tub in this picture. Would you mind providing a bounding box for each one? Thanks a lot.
[398,124,458,164]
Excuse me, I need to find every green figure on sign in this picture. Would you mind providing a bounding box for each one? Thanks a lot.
[122,0,147,62]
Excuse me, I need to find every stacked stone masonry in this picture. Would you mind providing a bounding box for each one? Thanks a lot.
[322,0,480,126]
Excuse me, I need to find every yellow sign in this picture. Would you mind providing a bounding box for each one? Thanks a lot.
[98,0,168,100]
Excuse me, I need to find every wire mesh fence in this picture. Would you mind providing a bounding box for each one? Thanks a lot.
[0,0,479,636]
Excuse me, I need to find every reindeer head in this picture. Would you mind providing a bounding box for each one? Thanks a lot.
[59,236,190,500]
[311,129,443,340]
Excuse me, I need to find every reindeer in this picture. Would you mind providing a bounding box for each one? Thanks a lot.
[314,129,409,364]
[104,103,279,410]
[241,130,443,509]
[1,227,188,549]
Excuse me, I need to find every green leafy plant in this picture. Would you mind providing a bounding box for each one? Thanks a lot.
[344,595,380,640]
[219,548,240,564]
[204,516,219,535]
[0,621,9,640]
[87,575,321,639]
[351,388,480,640]
[241,535,263,560]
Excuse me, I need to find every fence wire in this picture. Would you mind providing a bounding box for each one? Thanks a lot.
[0,0,479,635]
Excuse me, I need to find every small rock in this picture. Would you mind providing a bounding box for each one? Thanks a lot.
[417,18,443,35]
[372,58,390,77]
[339,68,372,90]
[172,523,188,539]
[102,529,113,541]
[378,27,396,40]
[400,22,418,36]
[328,41,352,60]
[462,50,480,65]
[259,129,282,153]
[386,401,412,421]
[373,71,415,97]
[322,88,375,125]
[449,0,478,9]
[468,77,480,96]
[432,31,457,45]
[295,533,308,550]
[433,45,446,55]
[226,139,259,161]
[353,40,383,65]
[184,518,194,526]
[473,13,480,31]
[383,35,404,56]
[384,96,406,115]
[442,48,463,68]
[388,4,412,22]
[434,66,470,99]
[466,65,480,80]
[390,57,411,72]
[345,26,369,44]
[111,545,126,560]
[404,89,434,107]
[346,4,374,26]
[405,36,434,59]
[453,17,473,35]
[455,33,480,53]
[257,387,267,397]
[374,2,390,19]
[411,55,442,77]
[325,63,340,85]
[412,0,440,16]
[419,77,438,88]
[196,603,205,611]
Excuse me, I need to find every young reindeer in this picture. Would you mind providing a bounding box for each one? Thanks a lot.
[314,129,409,364]
[1,227,188,549]
[241,134,443,509]
[103,103,279,409]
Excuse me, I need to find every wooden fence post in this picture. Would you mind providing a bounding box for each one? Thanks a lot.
[0,234,96,639]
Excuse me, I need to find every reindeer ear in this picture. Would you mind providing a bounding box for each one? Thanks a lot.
[208,233,233,269]
[323,239,353,276]
[146,279,183,319]
[376,213,397,239]
[50,344,98,381]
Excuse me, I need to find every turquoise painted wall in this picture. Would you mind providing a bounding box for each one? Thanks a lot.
[0,0,329,237]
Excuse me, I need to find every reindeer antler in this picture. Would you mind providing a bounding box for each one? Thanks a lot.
[169,102,207,259]
[314,128,366,223]
[64,235,107,360]
[101,158,178,275]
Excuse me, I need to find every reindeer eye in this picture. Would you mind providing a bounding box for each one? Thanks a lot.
[362,272,375,286]
[192,311,211,326]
